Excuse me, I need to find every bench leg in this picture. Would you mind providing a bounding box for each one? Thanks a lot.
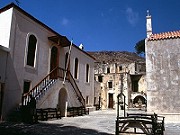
[116,120,119,135]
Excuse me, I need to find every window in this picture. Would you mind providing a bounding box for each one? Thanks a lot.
[98,75,103,82]
[94,97,97,104]
[65,53,69,69]
[107,67,110,73]
[50,46,58,71]
[86,96,89,104]
[119,66,122,71]
[23,80,31,94]
[108,81,113,88]
[132,80,138,92]
[74,58,79,79]
[26,35,37,67]
[86,64,90,82]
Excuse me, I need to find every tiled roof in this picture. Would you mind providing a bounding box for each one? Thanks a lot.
[148,30,180,41]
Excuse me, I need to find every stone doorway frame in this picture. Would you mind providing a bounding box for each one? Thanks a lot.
[58,88,68,117]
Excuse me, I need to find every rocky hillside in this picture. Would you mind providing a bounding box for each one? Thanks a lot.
[88,51,145,64]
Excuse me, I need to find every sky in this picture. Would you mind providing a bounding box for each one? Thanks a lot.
[1,0,180,52]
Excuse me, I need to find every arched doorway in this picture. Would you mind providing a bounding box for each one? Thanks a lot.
[50,46,58,78]
[133,95,147,108]
[108,93,114,109]
[58,88,67,117]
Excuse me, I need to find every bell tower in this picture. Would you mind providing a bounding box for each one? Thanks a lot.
[146,10,152,38]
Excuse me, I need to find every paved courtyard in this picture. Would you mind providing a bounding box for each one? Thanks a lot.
[0,110,180,134]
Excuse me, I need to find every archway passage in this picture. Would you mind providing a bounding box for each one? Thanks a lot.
[133,95,146,108]
[58,88,67,117]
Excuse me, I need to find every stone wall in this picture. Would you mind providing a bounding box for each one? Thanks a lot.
[146,38,180,119]
[94,59,146,110]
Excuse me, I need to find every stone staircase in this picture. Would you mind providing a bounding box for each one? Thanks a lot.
[21,67,85,112]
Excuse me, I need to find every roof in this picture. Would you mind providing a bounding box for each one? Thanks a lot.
[148,30,180,41]
[0,3,95,60]
[0,45,10,52]
[0,3,65,40]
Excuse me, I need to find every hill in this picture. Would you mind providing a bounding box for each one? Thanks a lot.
[88,51,145,64]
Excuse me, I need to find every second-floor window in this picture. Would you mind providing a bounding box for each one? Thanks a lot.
[98,75,103,82]
[26,34,37,67]
[107,67,110,73]
[108,81,113,89]
[132,80,138,92]
[65,52,69,69]
[74,58,79,79]
[86,64,90,82]
[119,66,122,71]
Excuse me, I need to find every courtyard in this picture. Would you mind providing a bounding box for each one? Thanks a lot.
[0,110,180,135]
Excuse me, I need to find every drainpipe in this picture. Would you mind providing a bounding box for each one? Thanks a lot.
[63,39,73,84]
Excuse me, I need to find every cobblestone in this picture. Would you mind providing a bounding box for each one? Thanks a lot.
[0,110,180,134]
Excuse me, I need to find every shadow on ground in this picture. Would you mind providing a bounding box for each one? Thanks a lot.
[0,121,113,135]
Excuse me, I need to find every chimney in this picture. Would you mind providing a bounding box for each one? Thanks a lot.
[79,43,84,50]
[146,10,152,38]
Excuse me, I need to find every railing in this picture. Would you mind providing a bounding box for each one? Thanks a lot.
[68,72,85,106]
[22,67,85,107]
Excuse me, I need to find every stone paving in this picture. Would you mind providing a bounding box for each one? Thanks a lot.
[0,110,180,134]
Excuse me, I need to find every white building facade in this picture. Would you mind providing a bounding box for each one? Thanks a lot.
[0,3,95,120]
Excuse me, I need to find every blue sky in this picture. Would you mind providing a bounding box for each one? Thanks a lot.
[1,0,180,52]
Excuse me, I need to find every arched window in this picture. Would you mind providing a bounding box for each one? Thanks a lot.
[50,46,58,79]
[86,64,90,82]
[50,46,58,71]
[65,52,69,69]
[26,35,37,67]
[74,58,79,79]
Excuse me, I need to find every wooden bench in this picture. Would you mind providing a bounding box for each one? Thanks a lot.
[127,113,165,133]
[67,106,89,117]
[116,113,165,135]
[94,104,100,110]
[35,108,61,121]
[43,108,61,119]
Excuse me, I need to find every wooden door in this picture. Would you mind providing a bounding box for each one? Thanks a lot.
[108,93,113,108]
[50,46,58,79]
[0,84,4,121]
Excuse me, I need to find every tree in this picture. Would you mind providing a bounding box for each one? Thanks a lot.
[135,39,145,56]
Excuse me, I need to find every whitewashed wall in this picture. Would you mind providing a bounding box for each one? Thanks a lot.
[0,8,13,48]
[0,6,95,119]
[70,46,95,106]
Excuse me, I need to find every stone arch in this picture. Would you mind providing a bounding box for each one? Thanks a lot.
[133,95,146,104]
[58,88,68,117]
[131,93,147,101]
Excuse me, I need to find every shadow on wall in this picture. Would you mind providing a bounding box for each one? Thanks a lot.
[2,54,22,120]
[0,122,113,135]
